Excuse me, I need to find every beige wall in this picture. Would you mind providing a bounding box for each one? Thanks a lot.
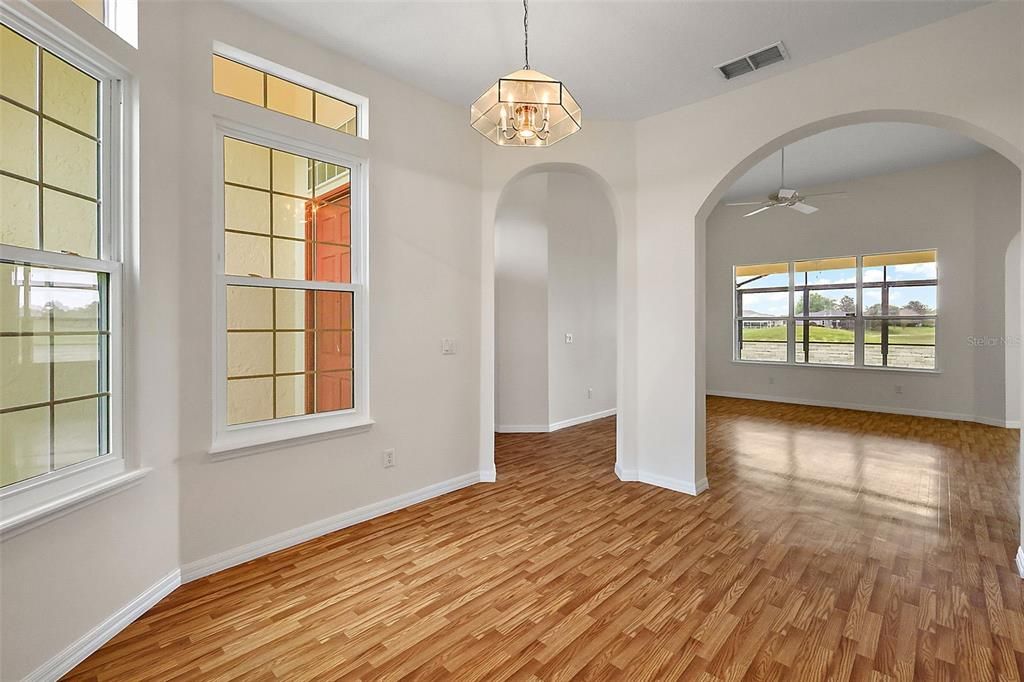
[706,151,1021,424]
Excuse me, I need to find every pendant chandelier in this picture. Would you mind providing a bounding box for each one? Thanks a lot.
[470,0,582,147]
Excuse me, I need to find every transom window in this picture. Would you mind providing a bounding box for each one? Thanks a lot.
[0,19,127,502]
[213,55,359,137]
[734,250,937,370]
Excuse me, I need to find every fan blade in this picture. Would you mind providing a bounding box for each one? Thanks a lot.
[726,201,768,206]
[801,191,847,199]
[790,202,818,214]
[744,206,772,217]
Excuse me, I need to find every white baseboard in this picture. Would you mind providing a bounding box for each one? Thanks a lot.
[180,471,485,583]
[479,467,496,483]
[26,568,181,682]
[614,461,708,496]
[707,390,1020,429]
[496,408,616,434]
[1017,546,1024,579]
[614,461,637,481]
[548,408,617,432]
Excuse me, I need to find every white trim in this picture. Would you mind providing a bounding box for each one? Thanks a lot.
[496,408,617,434]
[478,467,497,483]
[24,568,179,682]
[209,419,375,461]
[1,469,149,541]
[549,408,617,432]
[635,471,709,496]
[180,471,485,583]
[706,390,1020,428]
[1016,546,1024,579]
[614,461,637,481]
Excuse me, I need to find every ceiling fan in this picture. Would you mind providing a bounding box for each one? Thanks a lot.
[726,147,847,217]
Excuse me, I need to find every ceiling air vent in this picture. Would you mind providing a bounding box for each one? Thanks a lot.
[716,41,788,80]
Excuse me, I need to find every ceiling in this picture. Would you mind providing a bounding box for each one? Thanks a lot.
[721,123,988,202]
[232,0,984,120]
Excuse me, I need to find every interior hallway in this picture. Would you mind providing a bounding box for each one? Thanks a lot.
[66,397,1022,680]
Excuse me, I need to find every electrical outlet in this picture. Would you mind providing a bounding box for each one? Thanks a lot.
[441,338,456,355]
[383,449,396,468]
[565,333,574,344]
[895,384,903,395]
[587,387,593,399]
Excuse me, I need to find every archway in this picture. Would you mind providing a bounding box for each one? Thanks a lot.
[491,163,620,474]
[692,110,1023,553]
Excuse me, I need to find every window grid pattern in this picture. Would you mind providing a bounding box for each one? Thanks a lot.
[735,250,937,370]
[1,21,113,490]
[212,55,358,137]
[223,137,356,426]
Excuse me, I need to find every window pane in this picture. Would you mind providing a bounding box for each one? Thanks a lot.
[863,250,936,282]
[1,25,38,108]
[865,319,936,369]
[735,262,788,289]
[795,319,855,365]
[43,188,98,257]
[272,149,312,198]
[0,406,50,486]
[1,99,38,179]
[227,377,273,425]
[275,374,307,418]
[317,371,353,412]
[227,285,273,330]
[1,175,39,248]
[275,330,308,373]
[794,288,856,317]
[0,335,50,408]
[267,75,313,122]
[272,195,308,239]
[224,137,270,190]
[225,185,271,235]
[275,288,309,330]
[738,320,787,362]
[212,55,264,107]
[272,238,306,280]
[314,244,351,283]
[225,232,271,278]
[41,51,98,136]
[888,285,937,316]
[42,120,97,199]
[0,264,108,487]
[739,291,788,318]
[795,256,856,286]
[54,397,100,469]
[227,331,273,377]
[315,92,357,134]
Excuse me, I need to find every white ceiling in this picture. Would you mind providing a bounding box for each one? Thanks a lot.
[721,123,988,202]
[232,0,984,120]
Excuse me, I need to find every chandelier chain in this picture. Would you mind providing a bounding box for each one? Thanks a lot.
[523,0,529,69]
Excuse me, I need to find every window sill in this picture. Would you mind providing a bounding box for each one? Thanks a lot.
[730,359,942,375]
[0,468,150,541]
[210,417,375,461]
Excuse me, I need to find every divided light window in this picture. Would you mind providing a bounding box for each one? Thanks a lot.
[212,55,358,137]
[221,137,356,427]
[734,250,937,371]
[0,22,122,490]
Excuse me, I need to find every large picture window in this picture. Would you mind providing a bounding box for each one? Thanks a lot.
[213,130,368,454]
[1,16,131,522]
[734,250,937,371]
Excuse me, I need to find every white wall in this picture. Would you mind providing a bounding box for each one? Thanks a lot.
[494,170,616,431]
[495,173,549,429]
[706,151,1021,426]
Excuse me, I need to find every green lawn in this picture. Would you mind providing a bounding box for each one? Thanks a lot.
[742,324,934,344]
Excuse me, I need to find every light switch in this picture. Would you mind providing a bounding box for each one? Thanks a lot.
[442,338,456,355]
[565,333,574,344]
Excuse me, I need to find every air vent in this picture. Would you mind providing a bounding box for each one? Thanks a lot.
[716,41,788,80]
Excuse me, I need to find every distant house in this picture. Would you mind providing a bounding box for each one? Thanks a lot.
[741,310,785,328]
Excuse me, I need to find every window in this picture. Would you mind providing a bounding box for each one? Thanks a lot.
[212,54,360,137]
[69,0,138,47]
[213,129,368,453]
[1,15,132,520]
[734,250,937,371]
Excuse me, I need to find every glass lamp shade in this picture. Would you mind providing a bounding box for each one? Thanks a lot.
[471,69,581,147]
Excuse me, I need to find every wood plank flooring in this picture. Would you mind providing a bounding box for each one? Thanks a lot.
[66,397,1022,681]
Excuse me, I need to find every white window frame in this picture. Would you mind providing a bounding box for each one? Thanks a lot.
[0,3,141,536]
[209,118,372,458]
[732,249,940,373]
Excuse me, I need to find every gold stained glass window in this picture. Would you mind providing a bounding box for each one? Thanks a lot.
[212,55,358,137]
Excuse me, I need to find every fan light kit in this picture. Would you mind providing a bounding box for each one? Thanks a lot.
[470,0,582,147]
[727,147,848,217]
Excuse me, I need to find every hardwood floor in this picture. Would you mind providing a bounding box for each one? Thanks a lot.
[66,397,1022,681]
